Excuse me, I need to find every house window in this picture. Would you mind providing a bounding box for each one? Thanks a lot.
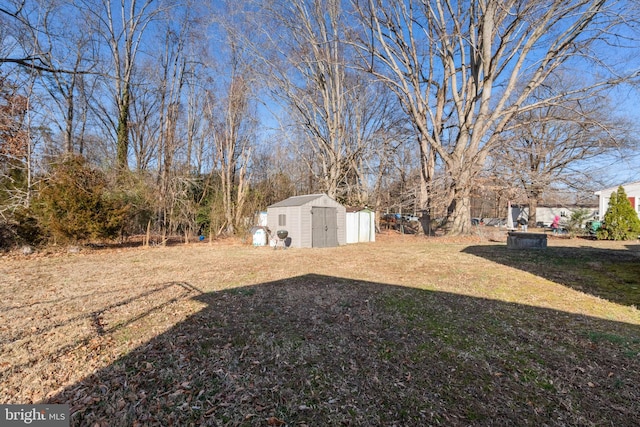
[278,214,286,227]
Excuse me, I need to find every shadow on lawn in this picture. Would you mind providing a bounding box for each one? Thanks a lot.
[0,281,201,403]
[462,244,640,308]
[45,274,639,427]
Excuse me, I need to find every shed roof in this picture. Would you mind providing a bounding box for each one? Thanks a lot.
[268,194,326,208]
[346,207,373,213]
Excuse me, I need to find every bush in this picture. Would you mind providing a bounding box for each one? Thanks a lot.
[0,221,15,250]
[0,158,46,249]
[565,208,591,238]
[13,207,44,245]
[34,155,130,244]
[108,170,156,237]
[596,186,640,241]
[0,218,43,251]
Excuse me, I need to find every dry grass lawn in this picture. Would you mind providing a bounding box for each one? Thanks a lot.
[1,232,639,426]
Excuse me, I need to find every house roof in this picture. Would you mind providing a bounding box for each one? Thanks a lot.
[268,194,327,208]
[594,180,640,196]
[537,203,598,209]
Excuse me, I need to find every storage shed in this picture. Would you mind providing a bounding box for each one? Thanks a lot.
[346,208,376,243]
[267,194,346,248]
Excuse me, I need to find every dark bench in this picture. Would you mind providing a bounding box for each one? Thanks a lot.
[507,232,547,249]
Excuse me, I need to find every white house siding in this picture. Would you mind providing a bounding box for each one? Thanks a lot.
[510,206,597,227]
[594,181,640,221]
[535,206,598,227]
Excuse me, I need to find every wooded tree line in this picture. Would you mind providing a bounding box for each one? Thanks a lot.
[1,0,639,247]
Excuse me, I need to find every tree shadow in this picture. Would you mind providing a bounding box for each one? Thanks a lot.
[462,244,640,307]
[626,244,640,252]
[1,281,200,400]
[44,274,639,426]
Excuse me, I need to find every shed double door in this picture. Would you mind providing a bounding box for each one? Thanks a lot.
[311,207,338,248]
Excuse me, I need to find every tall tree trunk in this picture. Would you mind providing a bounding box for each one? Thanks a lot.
[444,163,473,235]
[64,81,75,153]
[418,136,436,235]
[116,85,130,170]
[357,0,626,235]
[527,187,543,227]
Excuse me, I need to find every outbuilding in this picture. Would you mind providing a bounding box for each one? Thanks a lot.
[534,204,598,227]
[345,208,376,243]
[266,194,346,248]
[595,181,640,221]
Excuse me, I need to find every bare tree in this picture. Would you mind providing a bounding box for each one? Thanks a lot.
[0,81,29,167]
[490,85,637,226]
[0,1,62,216]
[250,141,297,208]
[79,0,163,171]
[128,66,160,171]
[353,0,640,234]
[0,73,43,216]
[340,78,407,207]
[0,1,87,74]
[129,1,206,242]
[255,0,388,201]
[203,40,257,236]
[156,25,187,205]
[38,15,98,155]
[183,62,207,175]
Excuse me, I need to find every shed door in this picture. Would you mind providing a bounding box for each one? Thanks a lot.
[311,207,338,248]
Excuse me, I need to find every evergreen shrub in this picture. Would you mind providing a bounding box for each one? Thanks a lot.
[597,186,640,240]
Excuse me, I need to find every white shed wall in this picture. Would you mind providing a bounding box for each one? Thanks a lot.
[267,206,303,248]
[346,211,375,243]
[346,213,358,243]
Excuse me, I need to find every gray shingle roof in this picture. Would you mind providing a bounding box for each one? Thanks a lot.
[268,194,326,208]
